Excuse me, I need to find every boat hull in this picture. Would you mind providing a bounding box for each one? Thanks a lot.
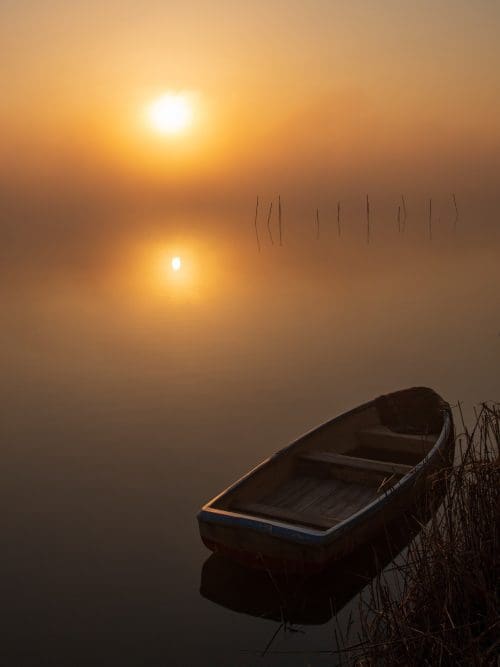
[198,388,454,573]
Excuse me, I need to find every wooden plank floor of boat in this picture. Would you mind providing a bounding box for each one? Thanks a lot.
[263,475,376,520]
[234,475,378,530]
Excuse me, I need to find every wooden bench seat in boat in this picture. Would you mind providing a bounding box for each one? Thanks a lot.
[299,450,413,477]
[356,426,435,454]
[356,426,437,450]
[344,426,436,466]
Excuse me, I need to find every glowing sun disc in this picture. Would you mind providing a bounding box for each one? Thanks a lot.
[148,94,193,135]
[171,256,182,271]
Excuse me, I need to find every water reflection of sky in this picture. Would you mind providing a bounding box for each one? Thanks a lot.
[1,212,499,665]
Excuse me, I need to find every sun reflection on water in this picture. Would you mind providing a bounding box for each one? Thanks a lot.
[128,239,220,305]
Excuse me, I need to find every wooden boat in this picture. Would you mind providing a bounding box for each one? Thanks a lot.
[197,387,454,573]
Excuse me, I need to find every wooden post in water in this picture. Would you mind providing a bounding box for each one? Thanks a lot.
[337,201,341,238]
[401,195,407,232]
[316,208,320,240]
[428,198,433,241]
[278,195,282,246]
[254,196,261,252]
[366,195,370,244]
[452,193,459,233]
[267,201,274,245]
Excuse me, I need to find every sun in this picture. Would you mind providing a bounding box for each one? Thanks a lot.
[148,93,193,135]
[171,256,182,272]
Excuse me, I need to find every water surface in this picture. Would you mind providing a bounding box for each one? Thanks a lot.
[1,210,499,665]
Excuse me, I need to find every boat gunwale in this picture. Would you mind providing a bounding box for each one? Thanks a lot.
[197,393,452,546]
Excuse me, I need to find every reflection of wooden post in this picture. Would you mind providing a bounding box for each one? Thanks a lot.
[401,195,407,232]
[397,205,401,233]
[366,194,370,244]
[452,193,459,233]
[337,201,341,238]
[316,208,320,240]
[429,198,433,241]
[254,196,261,252]
[278,195,282,246]
[267,201,274,245]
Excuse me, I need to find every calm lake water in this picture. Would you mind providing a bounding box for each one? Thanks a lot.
[1,208,499,665]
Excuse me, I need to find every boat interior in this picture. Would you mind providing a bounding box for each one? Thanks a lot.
[212,400,441,532]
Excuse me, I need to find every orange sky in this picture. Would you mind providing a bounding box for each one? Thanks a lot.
[2,1,500,211]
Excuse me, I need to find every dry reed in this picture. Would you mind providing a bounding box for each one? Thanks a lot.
[254,195,261,252]
[267,201,274,245]
[429,197,433,241]
[348,403,500,666]
[453,193,459,233]
[278,195,283,246]
[366,195,370,244]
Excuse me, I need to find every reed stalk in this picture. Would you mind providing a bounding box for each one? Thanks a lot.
[267,201,274,245]
[366,195,370,244]
[278,195,283,246]
[429,197,433,241]
[254,195,261,252]
[348,404,500,666]
[452,193,459,233]
[401,195,407,232]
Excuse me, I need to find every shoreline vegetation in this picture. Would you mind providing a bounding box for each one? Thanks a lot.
[341,403,500,666]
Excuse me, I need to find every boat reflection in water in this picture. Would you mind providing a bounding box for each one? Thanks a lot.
[200,513,425,626]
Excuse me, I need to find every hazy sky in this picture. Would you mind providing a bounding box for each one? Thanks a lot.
[2,1,500,211]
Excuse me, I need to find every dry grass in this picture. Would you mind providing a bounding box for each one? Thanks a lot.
[348,403,500,666]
